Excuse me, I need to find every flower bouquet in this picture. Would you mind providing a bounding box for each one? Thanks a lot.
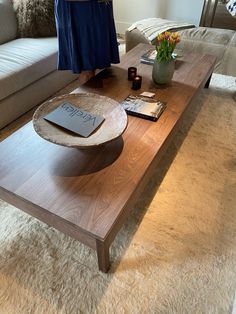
[152,31,181,84]
[155,31,181,63]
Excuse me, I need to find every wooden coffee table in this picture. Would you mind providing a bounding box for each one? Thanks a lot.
[0,44,216,272]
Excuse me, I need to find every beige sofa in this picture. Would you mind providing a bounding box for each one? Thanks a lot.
[125,20,236,76]
[0,0,78,130]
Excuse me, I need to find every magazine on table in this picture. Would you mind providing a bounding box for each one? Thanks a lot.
[140,49,157,65]
[121,95,166,122]
[140,49,178,65]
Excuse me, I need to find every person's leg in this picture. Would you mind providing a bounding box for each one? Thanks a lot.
[78,70,95,85]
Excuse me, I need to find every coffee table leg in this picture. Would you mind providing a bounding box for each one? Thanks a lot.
[204,73,212,88]
[96,239,110,272]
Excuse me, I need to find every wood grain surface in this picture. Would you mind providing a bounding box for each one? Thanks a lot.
[0,44,216,271]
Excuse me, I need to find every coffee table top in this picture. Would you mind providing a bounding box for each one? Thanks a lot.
[0,44,216,242]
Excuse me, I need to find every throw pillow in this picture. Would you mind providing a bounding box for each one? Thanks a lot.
[12,0,56,38]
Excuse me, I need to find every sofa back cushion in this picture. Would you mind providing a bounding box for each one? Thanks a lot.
[0,0,17,44]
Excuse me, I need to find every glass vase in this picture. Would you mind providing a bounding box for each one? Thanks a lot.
[152,58,175,85]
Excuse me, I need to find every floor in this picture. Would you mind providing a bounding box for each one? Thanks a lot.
[120,29,236,313]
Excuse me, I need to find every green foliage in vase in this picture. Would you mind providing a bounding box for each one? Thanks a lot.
[155,32,181,63]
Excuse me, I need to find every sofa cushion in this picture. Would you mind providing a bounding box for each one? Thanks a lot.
[0,0,17,44]
[0,70,78,130]
[12,0,56,38]
[0,37,58,101]
[177,27,236,74]
[178,27,235,46]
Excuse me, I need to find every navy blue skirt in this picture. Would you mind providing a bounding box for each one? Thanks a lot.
[54,0,120,73]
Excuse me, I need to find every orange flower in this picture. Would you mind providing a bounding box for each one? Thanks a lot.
[164,31,171,39]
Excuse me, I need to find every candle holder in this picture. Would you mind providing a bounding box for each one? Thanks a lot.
[132,75,142,90]
[128,67,137,81]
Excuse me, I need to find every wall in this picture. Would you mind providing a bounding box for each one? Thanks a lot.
[113,0,205,34]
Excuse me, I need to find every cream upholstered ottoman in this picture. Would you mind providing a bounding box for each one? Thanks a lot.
[125,18,236,76]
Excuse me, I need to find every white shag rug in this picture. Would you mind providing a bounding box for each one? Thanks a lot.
[0,74,236,314]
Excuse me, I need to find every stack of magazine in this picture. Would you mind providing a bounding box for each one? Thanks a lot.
[121,95,166,122]
[140,49,157,65]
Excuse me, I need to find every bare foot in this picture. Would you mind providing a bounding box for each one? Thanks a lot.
[78,70,95,85]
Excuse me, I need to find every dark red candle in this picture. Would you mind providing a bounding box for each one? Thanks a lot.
[128,67,137,81]
[132,75,142,90]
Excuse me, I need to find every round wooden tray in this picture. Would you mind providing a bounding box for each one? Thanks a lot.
[33,93,128,149]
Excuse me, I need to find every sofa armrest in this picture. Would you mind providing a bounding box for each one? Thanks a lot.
[125,29,150,52]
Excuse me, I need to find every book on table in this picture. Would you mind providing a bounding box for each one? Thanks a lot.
[43,102,105,137]
[120,95,166,122]
[140,49,157,65]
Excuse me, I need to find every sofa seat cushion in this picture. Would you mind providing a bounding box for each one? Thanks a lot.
[0,37,58,101]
